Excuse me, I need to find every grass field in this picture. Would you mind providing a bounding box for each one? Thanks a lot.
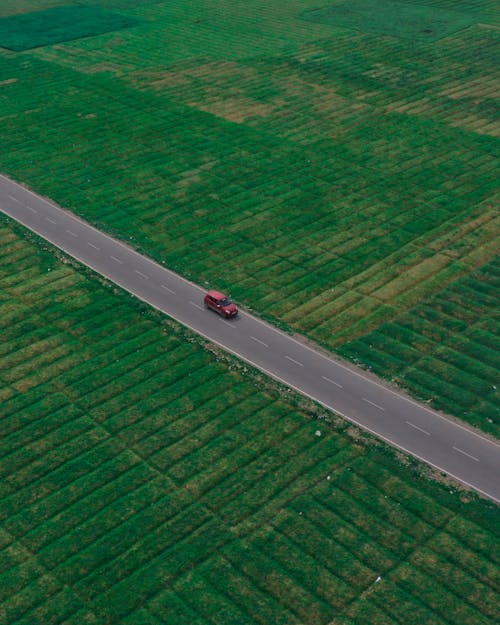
[1,218,499,625]
[340,256,500,434]
[0,0,498,432]
[0,6,139,51]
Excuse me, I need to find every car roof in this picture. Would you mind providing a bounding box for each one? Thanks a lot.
[207,290,227,300]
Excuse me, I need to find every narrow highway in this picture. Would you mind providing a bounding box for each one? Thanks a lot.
[1,173,499,503]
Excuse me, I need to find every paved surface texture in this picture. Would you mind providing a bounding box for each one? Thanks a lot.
[1,173,499,503]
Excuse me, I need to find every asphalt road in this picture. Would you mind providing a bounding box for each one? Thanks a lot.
[1,173,499,503]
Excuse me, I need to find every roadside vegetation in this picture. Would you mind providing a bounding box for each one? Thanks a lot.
[0,0,498,433]
[1,219,499,624]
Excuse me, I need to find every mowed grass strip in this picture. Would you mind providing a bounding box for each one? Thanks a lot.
[408,545,499,620]
[3,450,149,542]
[195,555,303,625]
[139,588,211,625]
[0,405,90,477]
[271,507,377,594]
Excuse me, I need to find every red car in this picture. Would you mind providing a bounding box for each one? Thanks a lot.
[204,290,238,318]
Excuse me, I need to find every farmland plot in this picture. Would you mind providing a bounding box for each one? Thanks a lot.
[1,221,499,625]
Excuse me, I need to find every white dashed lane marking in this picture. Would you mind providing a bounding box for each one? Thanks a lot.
[161,285,175,294]
[110,255,122,264]
[66,230,78,237]
[8,195,20,203]
[285,355,304,367]
[87,242,100,250]
[189,301,204,311]
[135,270,149,280]
[453,446,479,462]
[321,375,343,388]
[251,336,269,348]
[45,217,56,224]
[406,421,430,436]
[362,397,385,411]
[27,205,37,213]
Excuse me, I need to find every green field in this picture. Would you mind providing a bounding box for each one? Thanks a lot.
[1,219,499,624]
[300,0,477,41]
[1,3,499,623]
[0,6,139,51]
[0,0,498,432]
[339,256,500,433]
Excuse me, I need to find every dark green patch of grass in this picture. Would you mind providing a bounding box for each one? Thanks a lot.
[0,6,139,51]
[300,0,477,41]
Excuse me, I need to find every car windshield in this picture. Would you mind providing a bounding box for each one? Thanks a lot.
[219,298,231,306]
